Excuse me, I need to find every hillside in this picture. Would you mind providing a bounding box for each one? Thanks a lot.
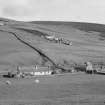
[0,18,105,105]
[0,18,105,71]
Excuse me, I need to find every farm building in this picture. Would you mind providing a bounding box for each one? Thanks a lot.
[17,65,53,76]
[0,22,4,26]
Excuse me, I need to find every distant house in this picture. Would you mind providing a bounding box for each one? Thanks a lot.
[0,22,4,26]
[85,62,94,74]
[17,65,53,76]
[45,35,55,40]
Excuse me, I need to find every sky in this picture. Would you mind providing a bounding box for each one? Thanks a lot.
[0,0,105,24]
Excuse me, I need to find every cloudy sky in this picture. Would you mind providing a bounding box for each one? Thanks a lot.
[0,0,105,23]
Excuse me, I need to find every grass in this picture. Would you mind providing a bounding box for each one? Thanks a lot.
[0,18,105,104]
[0,19,105,67]
[0,73,105,105]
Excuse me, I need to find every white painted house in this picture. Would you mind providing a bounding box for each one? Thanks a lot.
[0,22,4,26]
[17,65,52,76]
[45,35,55,40]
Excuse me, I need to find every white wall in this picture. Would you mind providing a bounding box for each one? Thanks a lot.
[33,71,52,75]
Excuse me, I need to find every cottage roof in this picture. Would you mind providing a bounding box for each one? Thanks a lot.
[17,66,51,72]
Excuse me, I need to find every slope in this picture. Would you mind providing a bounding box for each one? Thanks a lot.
[0,19,105,71]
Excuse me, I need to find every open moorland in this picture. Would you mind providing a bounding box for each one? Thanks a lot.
[0,18,105,104]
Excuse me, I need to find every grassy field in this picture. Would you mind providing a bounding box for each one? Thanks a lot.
[0,19,105,68]
[0,18,105,104]
[0,73,105,105]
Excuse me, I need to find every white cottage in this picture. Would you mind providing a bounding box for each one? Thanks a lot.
[0,22,4,26]
[33,66,52,76]
[17,65,52,76]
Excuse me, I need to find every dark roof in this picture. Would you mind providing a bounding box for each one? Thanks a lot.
[18,66,51,72]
